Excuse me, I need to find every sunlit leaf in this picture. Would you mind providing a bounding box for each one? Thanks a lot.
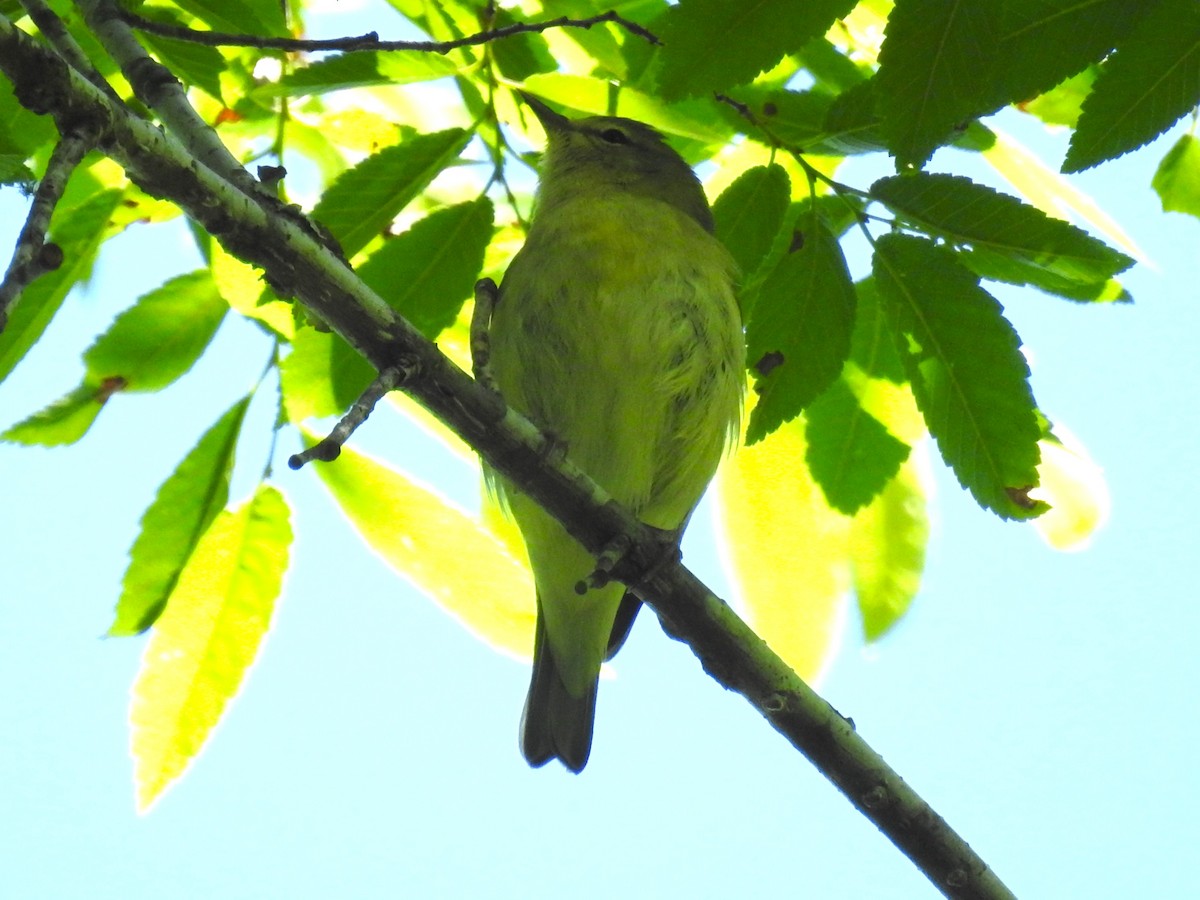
[0,381,108,446]
[84,270,226,391]
[872,234,1043,519]
[279,326,373,423]
[271,52,462,97]
[131,485,292,813]
[110,397,251,636]
[851,446,930,641]
[1030,427,1110,552]
[1152,133,1200,218]
[309,433,536,660]
[170,0,285,36]
[715,417,849,684]
[311,128,471,259]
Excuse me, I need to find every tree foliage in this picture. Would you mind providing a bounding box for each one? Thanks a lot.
[1,0,1197,885]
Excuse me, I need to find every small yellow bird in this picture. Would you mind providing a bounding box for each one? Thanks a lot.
[486,95,744,772]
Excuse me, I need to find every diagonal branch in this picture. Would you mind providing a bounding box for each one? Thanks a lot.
[114,8,659,53]
[0,16,1013,900]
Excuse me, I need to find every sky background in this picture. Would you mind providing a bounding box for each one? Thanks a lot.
[3,6,1199,899]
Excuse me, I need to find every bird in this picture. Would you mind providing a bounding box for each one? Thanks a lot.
[484,93,744,772]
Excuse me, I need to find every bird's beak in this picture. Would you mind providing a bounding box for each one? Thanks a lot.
[518,92,571,136]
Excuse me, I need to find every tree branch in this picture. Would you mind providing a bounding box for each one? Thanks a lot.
[115,8,659,53]
[0,16,1014,899]
[0,130,90,331]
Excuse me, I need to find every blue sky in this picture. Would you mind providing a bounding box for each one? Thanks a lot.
[3,18,1199,900]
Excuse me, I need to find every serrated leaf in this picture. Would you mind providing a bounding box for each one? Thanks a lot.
[745,211,857,443]
[110,397,251,636]
[1065,0,1200,172]
[209,241,294,339]
[490,6,558,81]
[712,165,791,282]
[870,173,1134,298]
[851,447,930,641]
[0,153,35,185]
[722,88,835,150]
[982,128,1146,263]
[1029,427,1110,552]
[872,234,1043,519]
[1152,133,1200,218]
[131,484,292,813]
[1020,67,1097,129]
[0,77,56,157]
[805,378,911,515]
[981,1,1147,114]
[311,128,471,259]
[83,270,226,391]
[356,198,494,339]
[876,1,1002,168]
[270,52,461,97]
[821,79,890,155]
[0,187,124,385]
[714,417,848,683]
[1,381,108,446]
[308,433,536,660]
[656,0,857,100]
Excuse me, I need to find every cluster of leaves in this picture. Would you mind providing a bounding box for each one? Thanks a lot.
[1,0,1196,807]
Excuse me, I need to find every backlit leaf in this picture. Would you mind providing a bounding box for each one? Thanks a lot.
[712,164,791,282]
[1,382,107,446]
[110,397,251,636]
[1152,133,1200,218]
[1030,427,1110,552]
[131,484,292,812]
[310,434,536,660]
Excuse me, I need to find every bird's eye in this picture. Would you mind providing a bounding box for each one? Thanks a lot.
[599,128,630,145]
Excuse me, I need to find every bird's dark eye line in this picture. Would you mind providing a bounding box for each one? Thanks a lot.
[599,128,629,145]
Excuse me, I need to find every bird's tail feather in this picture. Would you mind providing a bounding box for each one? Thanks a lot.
[521,600,597,774]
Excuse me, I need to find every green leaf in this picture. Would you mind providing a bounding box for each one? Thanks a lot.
[0,75,55,157]
[1152,133,1200,218]
[169,0,285,36]
[805,378,911,515]
[1065,0,1200,172]
[0,153,36,186]
[1,382,109,446]
[876,1,1002,168]
[1020,67,1098,129]
[356,198,494,339]
[279,326,373,422]
[130,484,292,812]
[655,0,857,100]
[309,432,536,660]
[140,31,226,103]
[745,210,857,443]
[821,78,891,156]
[109,397,251,636]
[851,450,929,641]
[270,52,461,97]
[489,6,558,81]
[873,234,1044,519]
[310,128,471,259]
[712,165,791,282]
[980,1,1147,114]
[722,88,834,149]
[0,186,124,386]
[869,173,1135,298]
[83,270,227,392]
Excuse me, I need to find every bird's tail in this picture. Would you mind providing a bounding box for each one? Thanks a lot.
[520,600,597,774]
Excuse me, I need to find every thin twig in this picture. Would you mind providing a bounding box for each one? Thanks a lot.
[116,8,659,53]
[288,365,409,469]
[0,131,92,331]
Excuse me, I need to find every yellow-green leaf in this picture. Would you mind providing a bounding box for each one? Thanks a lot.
[1030,429,1110,552]
[307,432,536,660]
[714,416,848,683]
[131,485,292,813]
[850,447,931,641]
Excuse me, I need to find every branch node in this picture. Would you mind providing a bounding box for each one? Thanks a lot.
[288,365,406,469]
[576,532,634,594]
